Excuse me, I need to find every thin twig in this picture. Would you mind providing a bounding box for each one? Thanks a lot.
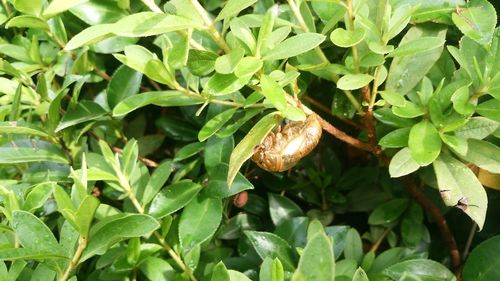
[402,176,461,272]
[60,237,87,281]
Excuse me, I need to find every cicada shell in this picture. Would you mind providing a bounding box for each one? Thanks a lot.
[251,114,322,172]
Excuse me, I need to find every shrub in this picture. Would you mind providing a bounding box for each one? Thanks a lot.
[0,0,499,280]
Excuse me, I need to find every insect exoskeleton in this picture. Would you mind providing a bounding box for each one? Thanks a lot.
[251,114,323,172]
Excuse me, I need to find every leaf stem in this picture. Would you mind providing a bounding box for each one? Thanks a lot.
[190,0,230,53]
[140,0,162,13]
[60,237,87,281]
[346,0,360,72]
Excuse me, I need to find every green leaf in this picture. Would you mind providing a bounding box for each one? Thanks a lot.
[386,26,446,95]
[388,37,445,57]
[379,127,411,148]
[0,248,66,261]
[344,228,363,264]
[5,15,49,30]
[379,91,406,107]
[263,33,326,61]
[142,160,173,205]
[23,183,54,212]
[215,48,245,74]
[374,108,417,128]
[12,211,61,254]
[293,233,335,281]
[205,136,234,173]
[179,195,222,251]
[462,235,500,281]
[452,0,497,46]
[0,140,68,164]
[337,74,374,90]
[0,121,49,138]
[211,261,230,281]
[260,74,288,112]
[392,102,425,118]
[408,121,442,166]
[64,24,114,51]
[107,65,143,109]
[234,56,263,77]
[330,28,365,48]
[81,214,160,261]
[451,85,474,115]
[228,270,253,281]
[187,50,218,76]
[174,142,205,161]
[113,91,204,117]
[382,259,455,280]
[205,163,254,198]
[245,231,296,271]
[476,99,500,122]
[433,154,488,229]
[69,0,125,25]
[368,199,409,225]
[459,139,500,174]
[389,147,420,178]
[139,257,176,281]
[43,0,88,17]
[148,180,202,219]
[268,193,303,226]
[11,0,42,15]
[75,195,100,237]
[352,267,369,281]
[215,0,257,21]
[56,101,107,132]
[199,108,238,142]
[227,112,282,186]
[230,18,256,52]
[455,117,499,139]
[204,73,252,96]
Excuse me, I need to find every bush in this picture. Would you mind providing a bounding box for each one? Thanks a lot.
[0,0,499,280]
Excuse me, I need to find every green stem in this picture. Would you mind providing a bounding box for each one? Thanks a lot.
[60,237,87,281]
[190,0,230,53]
[346,0,360,72]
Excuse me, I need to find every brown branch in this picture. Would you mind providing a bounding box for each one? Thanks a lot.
[317,116,373,153]
[362,86,383,157]
[302,95,362,129]
[402,176,461,272]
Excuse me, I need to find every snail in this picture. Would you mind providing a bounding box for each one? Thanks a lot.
[251,114,322,172]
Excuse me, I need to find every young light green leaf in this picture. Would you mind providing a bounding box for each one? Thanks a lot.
[23,183,54,212]
[235,56,263,77]
[408,121,442,166]
[337,74,374,90]
[452,0,497,46]
[388,37,445,57]
[352,267,369,281]
[43,0,88,17]
[215,0,258,22]
[211,261,230,281]
[379,91,406,107]
[215,48,245,74]
[389,147,420,177]
[5,15,50,30]
[330,28,365,48]
[0,121,49,138]
[227,112,282,186]
[293,232,335,281]
[245,231,296,271]
[263,33,326,61]
[260,74,287,112]
[113,91,204,117]
[451,85,474,115]
[459,139,500,174]
[75,195,100,237]
[433,154,487,229]
[476,99,500,122]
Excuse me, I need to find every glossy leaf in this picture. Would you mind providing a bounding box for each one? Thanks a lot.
[149,180,202,218]
[462,235,500,281]
[81,214,160,261]
[245,231,296,271]
[179,195,223,251]
[433,154,488,229]
[263,33,326,61]
[199,108,238,142]
[56,101,107,132]
[389,148,420,178]
[107,65,142,108]
[293,232,335,281]
[228,112,282,186]
[408,121,442,166]
[268,193,304,226]
[337,74,374,90]
[452,0,497,46]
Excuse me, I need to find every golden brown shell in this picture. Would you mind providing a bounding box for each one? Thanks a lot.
[251,114,322,172]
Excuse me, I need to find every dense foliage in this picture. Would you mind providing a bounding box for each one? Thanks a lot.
[0,0,499,280]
